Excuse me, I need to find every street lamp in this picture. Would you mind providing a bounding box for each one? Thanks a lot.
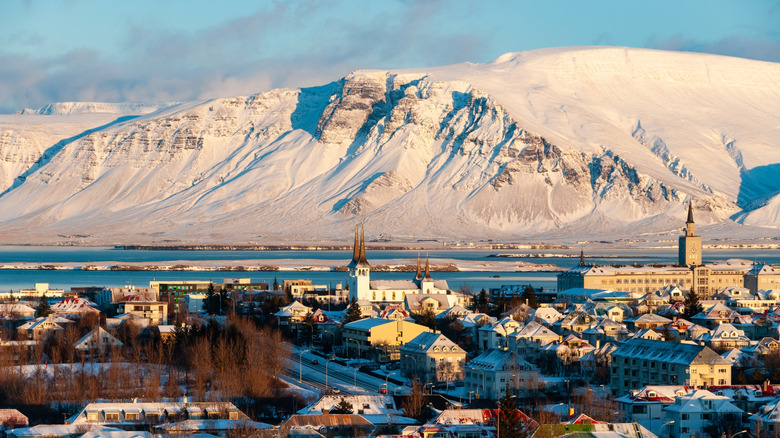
[730,430,749,438]
[298,349,310,383]
[404,354,419,378]
[325,358,335,392]
[385,372,397,393]
[468,391,475,403]
[659,420,674,438]
[474,368,486,398]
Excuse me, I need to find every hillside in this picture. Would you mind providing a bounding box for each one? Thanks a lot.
[0,47,778,245]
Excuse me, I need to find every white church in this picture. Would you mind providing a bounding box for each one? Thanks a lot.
[346,226,469,308]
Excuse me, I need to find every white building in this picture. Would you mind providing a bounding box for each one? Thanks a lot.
[664,389,743,438]
[464,349,539,400]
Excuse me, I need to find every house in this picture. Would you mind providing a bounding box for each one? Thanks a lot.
[281,414,375,438]
[477,317,521,351]
[68,401,250,427]
[342,318,431,362]
[120,298,168,325]
[624,313,672,332]
[0,303,36,320]
[73,327,123,355]
[581,318,629,345]
[275,301,312,326]
[696,323,750,352]
[0,408,29,430]
[749,396,780,437]
[664,389,743,438]
[509,321,560,365]
[399,332,466,383]
[610,339,732,396]
[616,385,692,435]
[531,307,563,326]
[464,349,539,399]
[296,394,415,427]
[51,297,100,317]
[17,315,71,340]
[691,303,740,329]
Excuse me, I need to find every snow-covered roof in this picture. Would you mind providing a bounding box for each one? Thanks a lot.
[612,338,729,366]
[50,297,99,313]
[299,395,399,416]
[400,332,464,355]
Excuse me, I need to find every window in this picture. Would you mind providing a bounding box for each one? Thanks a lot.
[105,413,120,421]
[86,412,98,422]
[682,414,689,420]
[125,413,139,421]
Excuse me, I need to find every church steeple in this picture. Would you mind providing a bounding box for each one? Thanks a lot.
[686,202,695,224]
[423,255,433,280]
[415,254,422,281]
[348,225,359,268]
[579,250,585,266]
[356,224,370,267]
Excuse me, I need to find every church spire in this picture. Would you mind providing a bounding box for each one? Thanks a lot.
[687,201,695,224]
[356,224,370,267]
[579,250,585,266]
[348,225,359,268]
[424,254,433,280]
[415,254,422,281]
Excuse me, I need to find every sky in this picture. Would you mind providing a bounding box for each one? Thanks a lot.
[0,0,778,114]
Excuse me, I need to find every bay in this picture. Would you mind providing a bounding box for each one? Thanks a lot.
[0,246,777,292]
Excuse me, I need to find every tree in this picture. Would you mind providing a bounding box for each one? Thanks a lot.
[345,299,363,323]
[204,283,219,315]
[402,378,427,421]
[497,384,527,438]
[332,397,353,414]
[474,289,489,314]
[36,293,51,318]
[414,307,437,330]
[683,290,703,319]
[660,324,675,341]
[520,285,539,309]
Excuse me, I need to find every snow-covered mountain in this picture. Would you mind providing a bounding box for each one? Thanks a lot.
[0,47,779,245]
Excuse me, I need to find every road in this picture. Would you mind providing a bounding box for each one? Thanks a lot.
[286,349,407,396]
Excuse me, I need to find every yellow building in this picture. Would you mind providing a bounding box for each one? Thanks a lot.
[557,205,778,298]
[342,318,431,362]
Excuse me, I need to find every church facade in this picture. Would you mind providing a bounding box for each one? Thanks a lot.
[557,204,780,298]
[346,226,463,305]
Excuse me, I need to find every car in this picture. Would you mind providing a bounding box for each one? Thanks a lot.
[378,385,387,394]
[311,359,319,365]
[331,387,341,394]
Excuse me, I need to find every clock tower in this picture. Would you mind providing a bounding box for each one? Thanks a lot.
[678,202,702,266]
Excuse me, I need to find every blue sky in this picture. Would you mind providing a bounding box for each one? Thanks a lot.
[1,0,777,113]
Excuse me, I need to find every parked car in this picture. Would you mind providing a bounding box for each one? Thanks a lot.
[331,387,341,394]
[311,359,319,365]
[378,385,387,394]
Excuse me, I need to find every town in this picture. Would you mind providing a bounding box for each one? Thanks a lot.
[2,207,780,438]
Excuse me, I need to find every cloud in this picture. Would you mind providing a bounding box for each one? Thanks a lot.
[649,34,780,63]
[0,0,491,113]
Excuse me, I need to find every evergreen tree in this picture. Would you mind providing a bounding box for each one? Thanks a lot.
[203,283,219,315]
[273,277,280,291]
[36,293,51,317]
[660,324,675,341]
[332,398,353,414]
[475,289,489,314]
[415,307,437,330]
[683,290,703,320]
[520,285,539,309]
[497,384,526,438]
[345,298,363,323]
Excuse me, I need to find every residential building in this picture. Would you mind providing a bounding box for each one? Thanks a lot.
[17,315,69,341]
[464,349,539,399]
[610,339,731,396]
[73,327,123,356]
[664,389,743,438]
[400,332,466,383]
[121,299,168,325]
[342,318,431,362]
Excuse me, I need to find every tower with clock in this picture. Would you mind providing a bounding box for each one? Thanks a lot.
[678,202,702,267]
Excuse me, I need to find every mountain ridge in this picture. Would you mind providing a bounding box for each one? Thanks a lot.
[0,47,778,245]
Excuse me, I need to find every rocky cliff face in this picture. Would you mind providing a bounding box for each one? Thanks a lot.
[0,47,776,244]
